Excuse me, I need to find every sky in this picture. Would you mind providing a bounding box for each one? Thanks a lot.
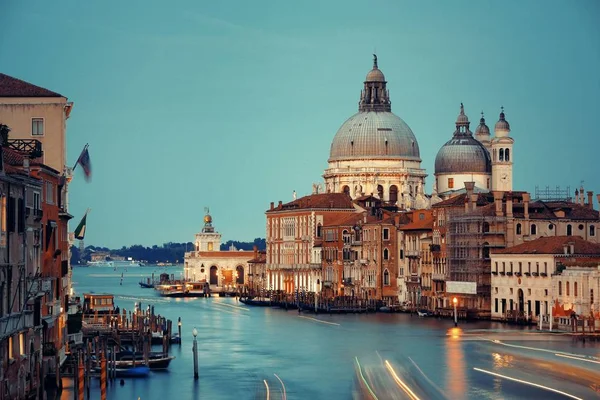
[1,1,599,248]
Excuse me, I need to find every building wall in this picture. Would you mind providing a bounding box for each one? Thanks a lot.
[491,254,555,321]
[552,266,600,318]
[435,172,490,194]
[0,98,69,172]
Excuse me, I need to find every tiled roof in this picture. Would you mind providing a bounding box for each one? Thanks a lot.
[399,210,434,230]
[493,236,600,255]
[0,73,63,97]
[268,193,354,212]
[323,212,363,227]
[248,252,267,264]
[511,201,599,220]
[560,257,600,267]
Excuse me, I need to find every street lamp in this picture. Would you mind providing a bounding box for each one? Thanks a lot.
[453,297,458,327]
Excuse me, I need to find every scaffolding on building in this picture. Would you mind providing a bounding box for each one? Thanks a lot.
[446,208,507,315]
[534,185,571,202]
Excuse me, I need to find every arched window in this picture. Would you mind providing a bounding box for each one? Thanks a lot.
[558,281,562,296]
[389,185,398,203]
[591,225,596,237]
[499,148,504,161]
[574,282,578,297]
[516,223,522,235]
[566,282,570,296]
[383,248,389,260]
[316,224,322,238]
[505,148,510,161]
[383,269,390,286]
[493,148,497,161]
[483,222,490,233]
[236,266,244,284]
[566,224,572,236]
[377,185,384,199]
[342,185,350,196]
[531,224,537,235]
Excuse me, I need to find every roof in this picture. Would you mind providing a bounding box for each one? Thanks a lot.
[268,193,355,212]
[193,251,254,259]
[399,210,434,230]
[493,236,600,255]
[323,212,363,228]
[248,251,266,264]
[0,73,63,97]
[560,257,600,267]
[433,192,493,208]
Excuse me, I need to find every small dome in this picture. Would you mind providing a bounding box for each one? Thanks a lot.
[365,68,385,82]
[204,214,212,224]
[435,136,492,174]
[475,112,490,137]
[494,107,510,137]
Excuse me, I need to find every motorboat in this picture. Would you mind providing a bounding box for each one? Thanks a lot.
[87,260,115,267]
[115,351,175,370]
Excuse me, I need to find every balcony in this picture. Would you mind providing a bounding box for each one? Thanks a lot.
[406,250,420,258]
[0,311,34,339]
[6,138,43,158]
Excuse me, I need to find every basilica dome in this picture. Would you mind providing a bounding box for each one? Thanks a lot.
[435,104,491,174]
[329,112,420,161]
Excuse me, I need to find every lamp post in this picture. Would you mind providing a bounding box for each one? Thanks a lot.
[453,297,458,327]
[192,328,199,380]
[178,317,182,346]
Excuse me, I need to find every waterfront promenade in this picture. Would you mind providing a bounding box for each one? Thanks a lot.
[64,266,600,400]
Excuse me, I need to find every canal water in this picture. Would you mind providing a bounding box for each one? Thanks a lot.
[62,266,600,400]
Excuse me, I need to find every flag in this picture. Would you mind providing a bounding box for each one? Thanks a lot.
[74,212,87,240]
[74,144,92,181]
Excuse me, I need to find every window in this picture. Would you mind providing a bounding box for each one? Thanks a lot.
[494,262,498,273]
[530,224,537,235]
[383,269,390,286]
[549,223,554,230]
[19,333,25,356]
[544,289,548,296]
[566,282,570,296]
[400,250,404,259]
[316,224,322,238]
[377,185,384,199]
[566,224,572,236]
[383,228,389,240]
[516,223,522,235]
[499,148,504,161]
[558,281,562,296]
[389,185,398,203]
[448,178,454,189]
[383,248,389,260]
[486,178,490,189]
[591,225,596,237]
[518,262,522,274]
[8,336,14,360]
[574,282,578,297]
[32,118,44,136]
[45,181,54,204]
[505,148,510,161]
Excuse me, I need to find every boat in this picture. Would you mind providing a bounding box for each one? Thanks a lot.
[87,260,115,267]
[155,283,185,297]
[139,281,154,288]
[115,351,175,370]
[115,366,150,378]
[417,309,432,317]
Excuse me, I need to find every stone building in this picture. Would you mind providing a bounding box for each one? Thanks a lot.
[184,212,252,291]
[491,236,600,324]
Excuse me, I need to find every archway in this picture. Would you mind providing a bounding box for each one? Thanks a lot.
[342,185,350,196]
[377,185,384,199]
[236,265,244,284]
[389,185,398,203]
[210,266,218,285]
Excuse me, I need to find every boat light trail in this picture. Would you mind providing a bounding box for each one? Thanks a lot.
[263,379,270,400]
[486,339,593,360]
[384,360,420,400]
[408,357,446,399]
[473,367,583,400]
[298,316,340,326]
[355,357,378,400]
[274,374,286,400]
[214,302,250,311]
[554,353,600,365]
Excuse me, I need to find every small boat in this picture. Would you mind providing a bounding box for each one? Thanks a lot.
[417,309,431,317]
[115,352,175,370]
[139,281,154,289]
[116,366,150,378]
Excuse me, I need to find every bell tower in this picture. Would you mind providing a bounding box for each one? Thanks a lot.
[491,107,514,191]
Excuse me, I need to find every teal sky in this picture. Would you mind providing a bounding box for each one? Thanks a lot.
[1,1,599,248]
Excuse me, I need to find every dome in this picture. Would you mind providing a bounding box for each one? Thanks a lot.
[329,111,420,161]
[494,107,510,136]
[366,68,385,82]
[435,136,491,174]
[475,113,490,137]
[203,214,212,224]
[435,104,491,174]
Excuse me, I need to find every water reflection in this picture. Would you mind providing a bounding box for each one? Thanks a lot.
[445,328,466,399]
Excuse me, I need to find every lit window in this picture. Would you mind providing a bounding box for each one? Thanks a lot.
[448,178,454,189]
[32,118,44,136]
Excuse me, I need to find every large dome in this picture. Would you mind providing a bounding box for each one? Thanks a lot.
[435,136,491,174]
[329,111,420,162]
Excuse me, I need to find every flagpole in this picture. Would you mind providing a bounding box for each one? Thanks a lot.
[72,144,89,172]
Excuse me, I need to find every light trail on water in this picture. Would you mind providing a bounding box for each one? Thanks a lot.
[384,360,420,400]
[274,374,286,400]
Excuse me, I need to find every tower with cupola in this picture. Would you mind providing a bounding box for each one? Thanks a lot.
[195,208,221,252]
[490,107,514,191]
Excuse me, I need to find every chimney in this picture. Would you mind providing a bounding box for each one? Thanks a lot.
[493,191,503,217]
[278,200,282,209]
[270,202,274,211]
[464,182,475,212]
[587,191,593,209]
[522,193,530,219]
[569,242,574,255]
[506,192,513,217]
